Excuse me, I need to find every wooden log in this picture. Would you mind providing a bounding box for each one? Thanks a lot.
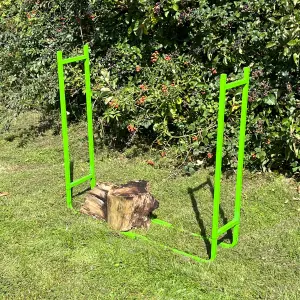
[79,182,114,220]
[107,180,159,231]
[80,180,159,231]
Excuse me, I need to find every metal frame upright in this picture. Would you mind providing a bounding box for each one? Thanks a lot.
[57,44,96,209]
[210,67,250,260]
[57,44,250,262]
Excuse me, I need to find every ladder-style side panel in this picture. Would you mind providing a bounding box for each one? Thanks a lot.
[57,45,96,209]
[211,67,250,260]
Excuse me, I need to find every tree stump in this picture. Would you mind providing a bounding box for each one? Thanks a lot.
[80,180,159,231]
[80,182,114,220]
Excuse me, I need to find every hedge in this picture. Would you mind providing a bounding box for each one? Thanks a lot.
[0,0,299,174]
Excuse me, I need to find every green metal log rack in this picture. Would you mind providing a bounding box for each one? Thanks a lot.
[57,45,250,262]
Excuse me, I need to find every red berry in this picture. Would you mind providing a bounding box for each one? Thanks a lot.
[207,153,213,159]
[162,84,168,93]
[136,96,146,105]
[127,124,137,133]
[147,160,155,166]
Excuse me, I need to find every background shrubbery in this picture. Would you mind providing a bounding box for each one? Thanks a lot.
[0,0,299,174]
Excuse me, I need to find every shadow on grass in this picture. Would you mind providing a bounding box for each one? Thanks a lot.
[187,175,233,258]
[3,117,60,147]
[72,187,91,198]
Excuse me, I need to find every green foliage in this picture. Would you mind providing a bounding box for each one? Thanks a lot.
[0,0,299,174]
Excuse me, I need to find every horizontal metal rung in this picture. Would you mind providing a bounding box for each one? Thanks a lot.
[151,218,211,241]
[171,248,209,263]
[121,231,210,263]
[62,55,87,65]
[151,218,173,227]
[69,174,93,188]
[217,219,239,236]
[225,78,247,90]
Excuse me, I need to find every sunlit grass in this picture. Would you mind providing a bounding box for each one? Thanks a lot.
[0,115,299,299]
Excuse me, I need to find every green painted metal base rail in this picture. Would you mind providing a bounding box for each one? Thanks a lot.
[57,45,250,262]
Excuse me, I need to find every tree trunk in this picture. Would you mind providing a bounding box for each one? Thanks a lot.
[80,180,159,231]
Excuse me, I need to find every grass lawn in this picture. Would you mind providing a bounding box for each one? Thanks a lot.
[1,114,300,299]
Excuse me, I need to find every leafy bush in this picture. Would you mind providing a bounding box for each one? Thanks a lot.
[0,0,299,174]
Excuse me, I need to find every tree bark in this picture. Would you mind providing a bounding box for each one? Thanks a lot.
[79,182,114,220]
[80,180,159,231]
